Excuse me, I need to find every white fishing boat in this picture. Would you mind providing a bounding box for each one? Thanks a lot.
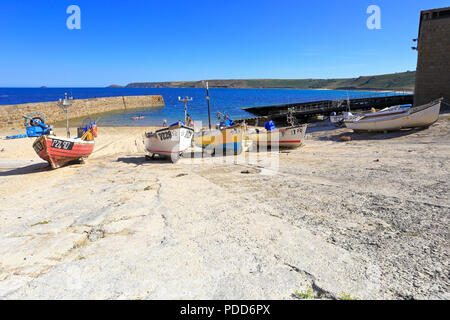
[247,124,307,149]
[145,96,195,163]
[331,106,403,127]
[145,121,194,163]
[344,99,442,132]
[330,112,356,127]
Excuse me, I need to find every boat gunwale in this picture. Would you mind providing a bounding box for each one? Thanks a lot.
[151,125,194,135]
[247,124,307,135]
[36,134,95,145]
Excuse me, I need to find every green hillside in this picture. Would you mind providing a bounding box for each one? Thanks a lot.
[117,71,415,91]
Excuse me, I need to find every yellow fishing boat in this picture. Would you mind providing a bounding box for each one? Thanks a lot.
[196,86,246,155]
[194,123,245,155]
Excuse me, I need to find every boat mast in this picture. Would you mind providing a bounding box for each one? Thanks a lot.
[178,96,193,124]
[206,81,212,130]
[57,93,72,138]
[346,93,351,113]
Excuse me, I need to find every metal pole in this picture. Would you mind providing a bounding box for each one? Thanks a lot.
[206,81,211,130]
[58,93,71,138]
[178,96,192,125]
[66,109,70,138]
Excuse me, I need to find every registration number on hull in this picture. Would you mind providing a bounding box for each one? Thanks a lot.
[51,139,74,150]
[158,130,173,141]
[33,141,43,153]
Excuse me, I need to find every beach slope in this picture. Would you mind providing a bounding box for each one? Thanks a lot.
[0,117,448,300]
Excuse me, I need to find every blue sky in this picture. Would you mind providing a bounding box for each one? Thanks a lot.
[0,0,448,87]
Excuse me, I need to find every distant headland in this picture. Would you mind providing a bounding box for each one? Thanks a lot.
[109,71,415,91]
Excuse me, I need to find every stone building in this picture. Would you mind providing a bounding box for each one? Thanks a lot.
[414,7,450,108]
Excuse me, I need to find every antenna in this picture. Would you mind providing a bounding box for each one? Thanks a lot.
[346,92,351,112]
[178,96,193,124]
[205,81,211,130]
[57,92,72,138]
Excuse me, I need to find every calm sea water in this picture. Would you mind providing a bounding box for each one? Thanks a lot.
[0,87,387,126]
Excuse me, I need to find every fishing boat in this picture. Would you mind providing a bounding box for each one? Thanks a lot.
[33,134,95,169]
[330,106,402,127]
[194,124,245,155]
[193,111,245,155]
[145,121,194,163]
[32,95,97,169]
[330,112,356,127]
[247,124,307,149]
[145,97,194,163]
[192,84,245,156]
[344,98,442,132]
[246,108,307,149]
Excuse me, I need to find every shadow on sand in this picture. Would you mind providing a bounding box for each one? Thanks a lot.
[116,156,158,165]
[306,123,339,134]
[322,127,430,142]
[182,151,216,158]
[117,150,239,165]
[0,162,50,177]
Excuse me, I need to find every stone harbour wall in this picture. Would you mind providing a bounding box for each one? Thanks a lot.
[0,95,164,129]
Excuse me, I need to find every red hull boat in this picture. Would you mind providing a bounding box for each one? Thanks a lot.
[33,135,95,169]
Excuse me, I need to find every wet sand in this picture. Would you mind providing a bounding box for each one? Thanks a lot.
[0,116,448,299]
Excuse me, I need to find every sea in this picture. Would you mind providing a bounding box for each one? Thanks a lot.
[0,87,392,126]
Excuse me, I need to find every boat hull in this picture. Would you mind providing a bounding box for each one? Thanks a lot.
[145,125,194,159]
[344,100,442,132]
[247,125,307,149]
[33,135,95,169]
[194,125,244,155]
[330,115,346,127]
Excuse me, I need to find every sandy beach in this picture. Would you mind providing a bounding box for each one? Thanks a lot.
[0,115,448,300]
